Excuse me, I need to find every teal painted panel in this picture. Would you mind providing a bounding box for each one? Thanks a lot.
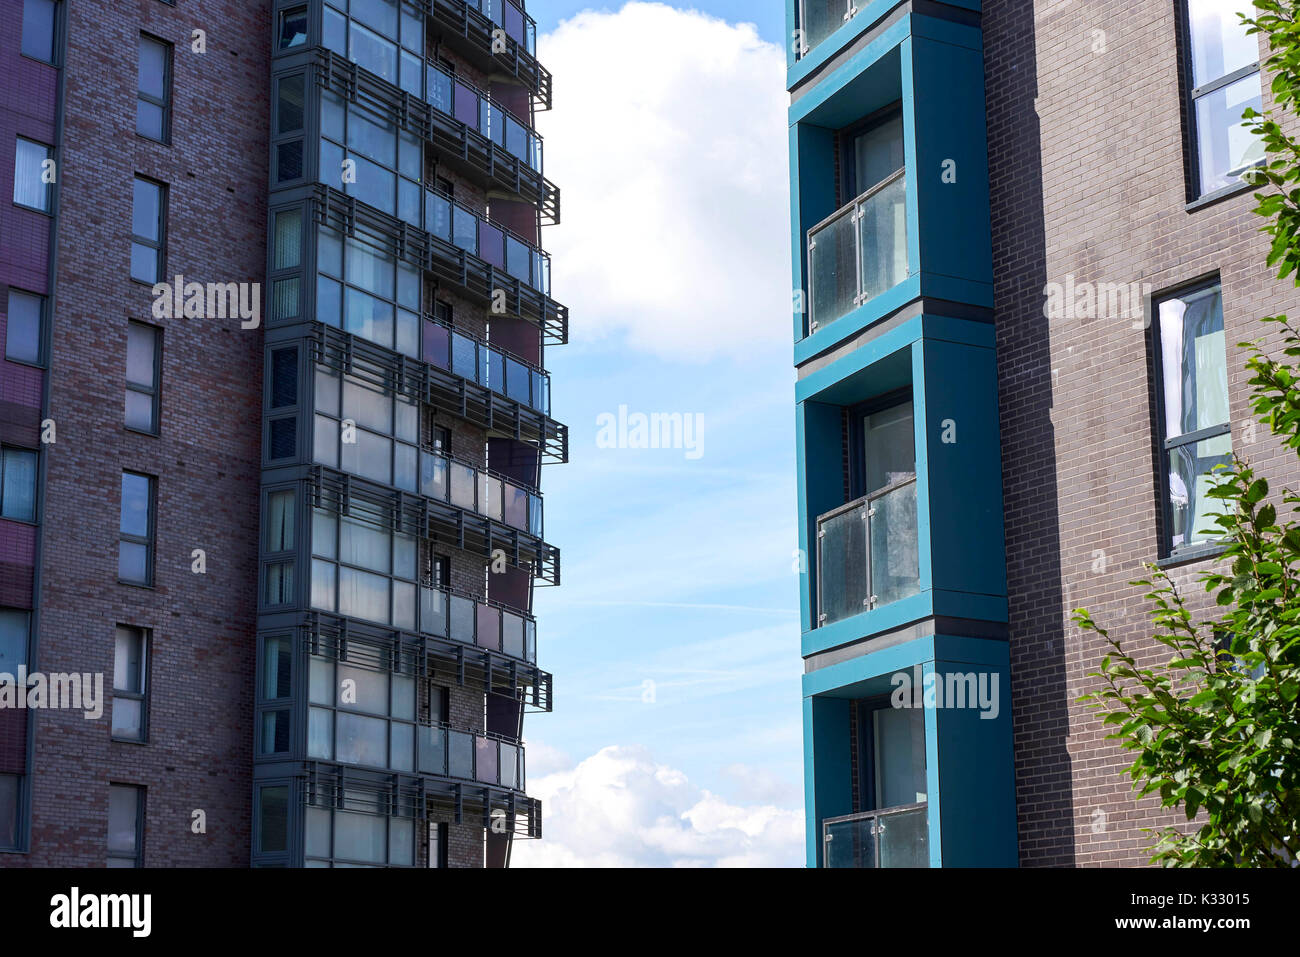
[805,696,853,867]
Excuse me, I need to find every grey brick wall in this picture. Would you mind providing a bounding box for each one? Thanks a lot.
[986,0,1300,866]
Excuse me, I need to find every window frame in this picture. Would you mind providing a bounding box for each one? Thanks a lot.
[136,32,173,144]
[130,175,168,286]
[111,625,150,744]
[20,0,60,66]
[118,470,157,587]
[1179,0,1265,204]
[1150,275,1234,561]
[107,783,145,868]
[838,103,905,206]
[0,608,32,675]
[124,320,162,435]
[12,137,54,214]
[0,772,22,852]
[0,445,39,524]
[4,288,47,367]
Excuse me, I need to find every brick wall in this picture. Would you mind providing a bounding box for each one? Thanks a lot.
[10,0,271,867]
[986,0,1300,865]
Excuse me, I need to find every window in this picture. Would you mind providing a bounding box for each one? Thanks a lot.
[0,774,18,850]
[427,821,447,868]
[1155,280,1232,554]
[118,471,156,585]
[136,34,171,142]
[264,489,295,607]
[130,177,166,284]
[260,635,292,754]
[1183,0,1265,198]
[4,289,44,366]
[429,553,449,587]
[258,786,289,855]
[278,6,308,49]
[112,626,148,741]
[21,0,58,63]
[107,784,144,867]
[125,322,161,433]
[0,447,38,523]
[13,138,53,213]
[0,609,30,673]
[275,74,306,183]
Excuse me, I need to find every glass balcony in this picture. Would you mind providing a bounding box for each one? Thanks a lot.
[823,804,929,868]
[798,0,859,57]
[461,0,537,56]
[425,61,542,173]
[417,724,525,790]
[419,449,543,537]
[424,188,551,295]
[816,475,919,626]
[417,585,538,663]
[807,170,909,333]
[422,316,550,415]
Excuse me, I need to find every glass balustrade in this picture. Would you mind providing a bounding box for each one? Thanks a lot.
[423,189,551,295]
[421,316,551,415]
[817,476,920,626]
[798,1,859,58]
[415,725,525,790]
[823,804,929,868]
[808,171,909,332]
[463,0,537,55]
[424,61,542,173]
[418,449,543,537]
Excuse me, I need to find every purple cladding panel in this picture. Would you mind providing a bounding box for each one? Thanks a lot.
[489,317,541,367]
[488,436,540,486]
[479,221,505,269]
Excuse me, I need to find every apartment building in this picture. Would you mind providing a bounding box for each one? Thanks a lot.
[0,0,561,868]
[790,0,1291,866]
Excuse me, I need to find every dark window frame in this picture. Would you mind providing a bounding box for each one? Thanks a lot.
[838,102,905,206]
[118,470,157,587]
[130,175,168,286]
[0,607,32,674]
[1150,275,1234,561]
[1178,0,1265,203]
[124,320,162,436]
[20,0,61,66]
[0,445,39,524]
[13,137,54,214]
[4,287,47,368]
[136,32,173,144]
[111,625,150,744]
[846,386,912,501]
[107,783,145,868]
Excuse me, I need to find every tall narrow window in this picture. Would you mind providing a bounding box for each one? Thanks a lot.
[112,626,148,742]
[258,785,289,854]
[21,0,59,64]
[427,821,447,868]
[131,177,166,284]
[0,609,30,673]
[1184,0,1264,198]
[0,447,38,523]
[118,471,156,585]
[1156,280,1232,555]
[125,322,161,433]
[4,289,44,365]
[137,34,172,142]
[107,784,144,867]
[13,138,53,213]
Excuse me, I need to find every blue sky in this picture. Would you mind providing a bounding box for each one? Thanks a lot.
[509,3,804,866]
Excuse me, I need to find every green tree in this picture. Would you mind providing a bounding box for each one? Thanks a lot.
[1072,1,1300,867]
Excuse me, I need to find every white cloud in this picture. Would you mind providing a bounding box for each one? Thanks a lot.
[537,3,791,361]
[511,745,804,868]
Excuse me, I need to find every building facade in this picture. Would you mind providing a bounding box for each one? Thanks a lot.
[790,0,1292,866]
[0,0,560,869]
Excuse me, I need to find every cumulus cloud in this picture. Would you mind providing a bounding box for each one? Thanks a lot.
[536,3,791,361]
[511,745,804,868]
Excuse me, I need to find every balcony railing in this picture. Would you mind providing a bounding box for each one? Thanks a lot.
[417,723,525,791]
[807,169,908,333]
[418,583,538,663]
[470,0,537,57]
[423,315,550,416]
[425,61,542,173]
[430,0,551,110]
[823,803,929,868]
[424,188,550,296]
[816,475,919,626]
[797,1,861,59]
[419,450,543,538]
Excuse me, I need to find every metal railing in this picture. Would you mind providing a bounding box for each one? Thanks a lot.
[424,188,550,295]
[807,169,908,333]
[816,474,919,626]
[424,60,543,173]
[422,314,550,415]
[822,803,929,868]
